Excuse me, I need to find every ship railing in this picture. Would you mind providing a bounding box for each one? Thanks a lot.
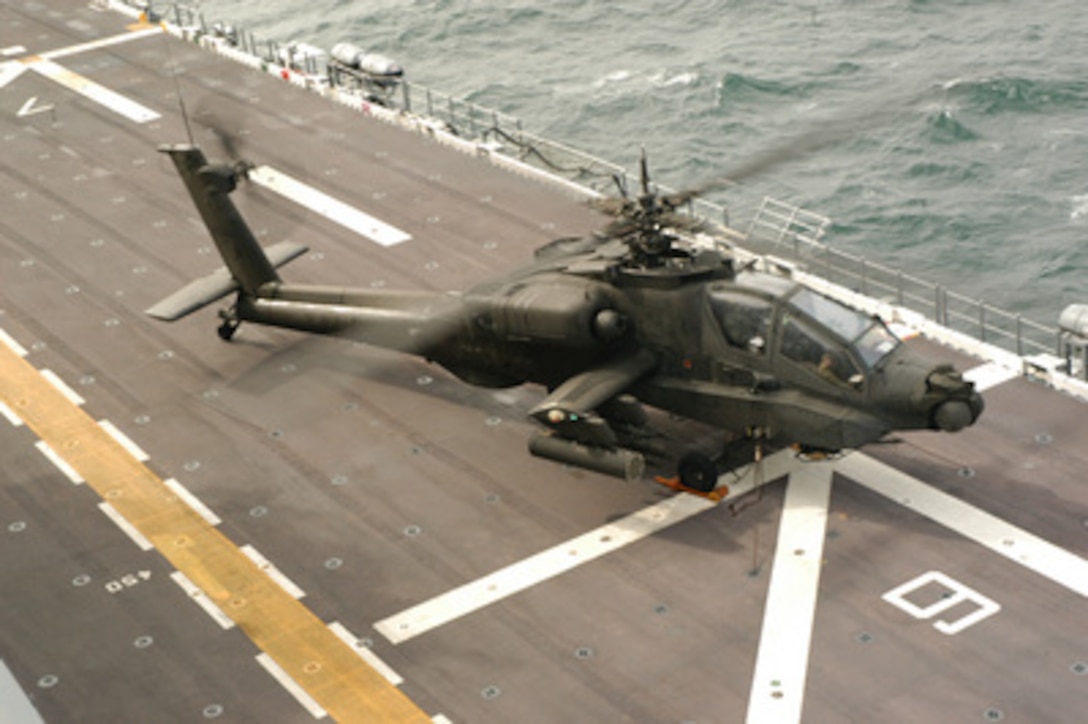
[148,0,1061,360]
[402,81,630,193]
[152,2,756,211]
[743,199,1060,358]
[747,197,830,250]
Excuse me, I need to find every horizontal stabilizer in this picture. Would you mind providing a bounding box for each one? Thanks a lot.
[145,241,310,321]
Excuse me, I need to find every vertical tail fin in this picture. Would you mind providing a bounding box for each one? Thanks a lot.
[159,144,279,295]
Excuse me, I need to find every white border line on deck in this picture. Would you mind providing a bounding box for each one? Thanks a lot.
[0,329,28,357]
[34,440,84,484]
[241,544,307,599]
[328,622,404,686]
[170,571,235,630]
[97,419,150,461]
[40,369,85,406]
[0,401,23,427]
[163,478,222,526]
[98,501,154,551]
[745,463,833,724]
[255,653,328,720]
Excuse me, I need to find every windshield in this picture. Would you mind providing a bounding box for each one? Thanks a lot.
[855,321,899,367]
[789,288,900,367]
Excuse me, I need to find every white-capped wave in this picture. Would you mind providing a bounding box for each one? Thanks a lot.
[591,69,633,88]
[1071,194,1088,221]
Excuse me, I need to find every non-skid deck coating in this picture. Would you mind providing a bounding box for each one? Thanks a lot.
[1,2,1086,722]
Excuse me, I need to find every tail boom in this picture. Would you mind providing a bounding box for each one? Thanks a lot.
[234,286,464,353]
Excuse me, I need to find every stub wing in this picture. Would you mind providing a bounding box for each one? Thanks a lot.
[526,349,658,480]
[529,349,657,445]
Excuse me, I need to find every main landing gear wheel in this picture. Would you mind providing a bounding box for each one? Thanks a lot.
[677,451,718,493]
[217,319,240,341]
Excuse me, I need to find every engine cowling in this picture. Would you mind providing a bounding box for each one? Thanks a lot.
[468,278,627,347]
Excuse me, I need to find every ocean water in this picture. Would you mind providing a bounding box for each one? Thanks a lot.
[202,0,1088,324]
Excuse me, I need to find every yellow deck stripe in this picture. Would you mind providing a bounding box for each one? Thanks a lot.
[0,339,430,723]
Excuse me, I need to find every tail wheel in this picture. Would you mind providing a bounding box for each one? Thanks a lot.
[678,451,718,493]
[217,304,240,341]
[217,319,239,341]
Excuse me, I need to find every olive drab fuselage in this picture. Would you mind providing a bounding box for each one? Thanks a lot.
[151,143,983,483]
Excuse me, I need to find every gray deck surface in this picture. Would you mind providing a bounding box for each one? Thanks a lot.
[1,2,1086,722]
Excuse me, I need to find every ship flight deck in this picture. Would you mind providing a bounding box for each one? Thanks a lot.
[0,2,1085,722]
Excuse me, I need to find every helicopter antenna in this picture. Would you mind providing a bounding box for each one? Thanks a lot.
[639,145,650,196]
[160,22,195,145]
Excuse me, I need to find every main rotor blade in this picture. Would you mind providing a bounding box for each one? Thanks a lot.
[210,123,242,162]
[587,196,632,216]
[639,146,650,196]
[672,83,938,200]
[192,100,247,163]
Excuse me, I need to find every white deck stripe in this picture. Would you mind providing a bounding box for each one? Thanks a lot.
[746,463,833,724]
[376,450,801,644]
[328,622,404,686]
[98,502,154,551]
[40,369,85,406]
[0,658,44,724]
[34,440,84,484]
[39,27,163,61]
[0,401,23,427]
[241,544,306,599]
[163,478,222,526]
[964,361,1019,392]
[248,165,411,246]
[97,420,150,461]
[0,60,26,89]
[28,58,159,123]
[836,452,1088,598]
[0,329,28,357]
[255,653,328,720]
[374,493,715,643]
[170,571,235,630]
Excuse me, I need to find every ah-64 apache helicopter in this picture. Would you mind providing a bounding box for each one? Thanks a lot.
[149,141,983,492]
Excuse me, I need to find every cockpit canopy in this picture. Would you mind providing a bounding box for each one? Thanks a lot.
[781,287,899,385]
[787,288,899,365]
[708,279,901,387]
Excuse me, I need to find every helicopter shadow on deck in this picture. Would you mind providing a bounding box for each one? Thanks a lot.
[223,333,988,564]
[217,330,790,553]
[217,329,985,559]
[223,331,751,464]
[222,329,536,417]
